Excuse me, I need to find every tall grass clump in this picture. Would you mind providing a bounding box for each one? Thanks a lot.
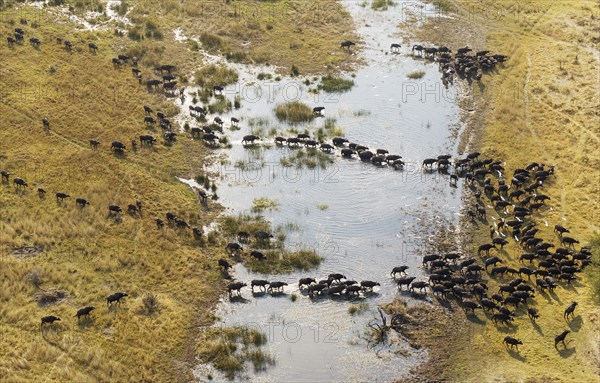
[407,70,425,79]
[319,75,354,92]
[274,102,314,124]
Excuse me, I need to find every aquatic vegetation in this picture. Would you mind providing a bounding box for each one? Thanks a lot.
[274,102,314,124]
[217,214,272,238]
[318,75,355,92]
[251,197,279,213]
[371,0,395,10]
[279,148,334,170]
[245,249,322,274]
[407,70,426,79]
[349,302,369,315]
[196,326,274,380]
[195,64,239,89]
[208,96,233,114]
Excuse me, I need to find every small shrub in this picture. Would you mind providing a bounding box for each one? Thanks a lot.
[36,289,67,306]
[140,293,160,315]
[290,65,300,77]
[26,270,43,288]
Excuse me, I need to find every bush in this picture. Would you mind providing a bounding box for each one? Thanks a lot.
[26,270,43,288]
[290,65,300,77]
[208,97,233,114]
[128,26,144,41]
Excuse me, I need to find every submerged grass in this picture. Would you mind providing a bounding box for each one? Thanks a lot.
[251,197,279,213]
[196,326,274,380]
[245,249,321,274]
[348,301,369,315]
[279,148,335,170]
[318,75,355,92]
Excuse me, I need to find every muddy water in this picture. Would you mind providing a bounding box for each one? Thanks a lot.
[190,2,464,382]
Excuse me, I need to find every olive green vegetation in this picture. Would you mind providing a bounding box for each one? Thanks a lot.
[318,75,355,92]
[371,0,395,11]
[216,214,321,274]
[217,214,272,239]
[196,326,274,380]
[274,101,315,124]
[0,8,226,383]
[245,249,321,274]
[195,64,239,89]
[406,70,425,79]
[279,148,335,170]
[207,96,233,114]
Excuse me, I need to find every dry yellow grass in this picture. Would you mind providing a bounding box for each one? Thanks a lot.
[0,7,226,383]
[402,1,600,382]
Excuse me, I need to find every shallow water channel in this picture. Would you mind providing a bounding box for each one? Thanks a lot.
[189,2,465,382]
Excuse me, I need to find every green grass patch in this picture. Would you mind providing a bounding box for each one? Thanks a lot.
[318,75,355,93]
[371,0,395,10]
[196,326,274,380]
[217,214,272,238]
[195,64,239,89]
[279,148,335,170]
[274,102,314,124]
[245,249,322,274]
[207,96,233,114]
